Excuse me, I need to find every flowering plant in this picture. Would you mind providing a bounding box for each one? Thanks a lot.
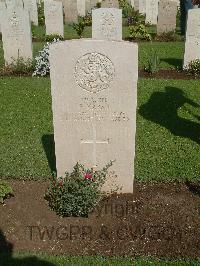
[45,161,114,217]
[33,39,60,77]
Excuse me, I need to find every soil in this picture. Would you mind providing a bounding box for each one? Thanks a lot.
[139,69,199,80]
[0,181,199,258]
[0,69,198,80]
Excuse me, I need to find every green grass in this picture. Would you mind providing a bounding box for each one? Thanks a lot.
[0,77,199,181]
[138,42,184,69]
[0,253,199,266]
[0,41,184,70]
[136,79,200,182]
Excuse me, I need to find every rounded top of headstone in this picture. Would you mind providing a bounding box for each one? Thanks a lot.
[74,52,115,93]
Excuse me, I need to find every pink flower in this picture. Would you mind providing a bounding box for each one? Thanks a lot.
[59,181,63,187]
[84,173,93,180]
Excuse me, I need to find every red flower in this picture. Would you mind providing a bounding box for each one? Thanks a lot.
[59,181,63,187]
[84,173,93,180]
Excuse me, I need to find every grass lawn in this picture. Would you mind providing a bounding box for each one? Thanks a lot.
[0,41,184,70]
[0,253,199,266]
[0,77,199,181]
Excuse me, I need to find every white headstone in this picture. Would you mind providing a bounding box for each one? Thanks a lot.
[134,0,139,11]
[5,0,23,9]
[184,9,200,67]
[92,8,122,41]
[24,0,38,25]
[145,0,159,25]
[0,1,6,33]
[101,0,119,8]
[77,0,86,16]
[139,0,146,14]
[1,7,33,64]
[157,0,177,34]
[49,39,138,193]
[44,0,64,37]
[63,0,78,23]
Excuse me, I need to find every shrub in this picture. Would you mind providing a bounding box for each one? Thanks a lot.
[45,161,116,217]
[184,59,200,77]
[45,34,64,42]
[84,13,92,26]
[144,50,160,74]
[73,17,85,38]
[38,0,45,26]
[0,180,13,203]
[119,0,133,18]
[1,57,35,75]
[129,23,151,41]
[33,39,60,77]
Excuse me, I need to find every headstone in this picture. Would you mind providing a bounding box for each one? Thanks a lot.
[157,0,177,34]
[24,0,38,25]
[101,0,119,8]
[145,0,159,25]
[134,0,139,11]
[1,7,33,64]
[184,9,200,67]
[44,0,64,37]
[5,0,23,9]
[131,0,134,8]
[92,8,122,40]
[77,0,86,16]
[0,0,6,33]
[139,0,146,14]
[63,0,78,23]
[49,39,138,193]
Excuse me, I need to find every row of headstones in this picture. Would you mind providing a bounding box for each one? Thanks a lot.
[0,1,199,67]
[0,0,182,36]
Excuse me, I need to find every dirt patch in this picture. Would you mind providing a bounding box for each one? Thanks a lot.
[139,69,199,80]
[0,181,199,258]
[0,69,198,80]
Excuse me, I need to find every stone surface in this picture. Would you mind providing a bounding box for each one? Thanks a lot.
[5,0,23,9]
[145,0,159,25]
[63,0,78,23]
[1,6,33,64]
[24,0,38,25]
[77,0,85,16]
[0,0,6,33]
[49,39,138,193]
[184,9,200,67]
[134,0,139,11]
[101,0,119,8]
[139,0,146,14]
[157,0,177,34]
[92,8,122,41]
[44,0,64,37]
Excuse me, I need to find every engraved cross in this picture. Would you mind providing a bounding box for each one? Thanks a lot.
[81,123,109,168]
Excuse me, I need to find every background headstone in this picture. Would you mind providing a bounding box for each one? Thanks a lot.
[49,39,138,193]
[44,0,64,37]
[184,9,200,67]
[92,8,122,40]
[77,0,86,16]
[0,0,6,33]
[101,0,119,8]
[63,0,78,23]
[1,7,33,64]
[5,0,23,9]
[157,0,177,34]
[24,0,38,25]
[139,0,146,14]
[145,0,159,25]
[134,0,139,11]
